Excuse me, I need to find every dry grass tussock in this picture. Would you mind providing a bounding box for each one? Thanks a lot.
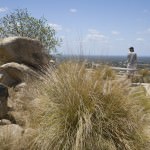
[23,62,150,150]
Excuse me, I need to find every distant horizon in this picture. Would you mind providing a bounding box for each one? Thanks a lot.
[58,54,150,57]
[56,54,150,66]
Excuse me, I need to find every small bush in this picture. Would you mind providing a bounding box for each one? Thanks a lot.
[131,75,143,83]
[139,69,150,83]
[99,66,115,80]
[139,69,149,77]
[30,62,150,150]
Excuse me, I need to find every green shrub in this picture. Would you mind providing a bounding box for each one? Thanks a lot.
[30,62,150,150]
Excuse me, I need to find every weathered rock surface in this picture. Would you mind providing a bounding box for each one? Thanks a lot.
[0,124,23,137]
[0,36,51,149]
[0,62,38,87]
[0,119,11,125]
[0,37,50,69]
[0,83,9,119]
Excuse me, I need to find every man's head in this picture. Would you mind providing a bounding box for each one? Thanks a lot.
[129,47,134,52]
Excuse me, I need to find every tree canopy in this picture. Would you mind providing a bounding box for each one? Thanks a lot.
[0,8,60,54]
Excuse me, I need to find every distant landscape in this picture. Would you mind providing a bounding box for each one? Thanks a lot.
[57,55,150,69]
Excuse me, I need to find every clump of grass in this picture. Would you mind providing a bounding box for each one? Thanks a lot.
[0,126,37,150]
[131,74,143,83]
[94,65,116,80]
[139,69,150,83]
[131,69,150,83]
[0,133,14,150]
[30,61,150,150]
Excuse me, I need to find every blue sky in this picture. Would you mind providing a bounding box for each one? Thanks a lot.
[0,0,150,56]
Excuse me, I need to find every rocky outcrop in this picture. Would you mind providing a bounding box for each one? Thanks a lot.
[0,37,51,149]
[0,83,9,119]
[0,62,39,87]
[0,37,50,69]
[0,124,23,137]
[0,37,52,87]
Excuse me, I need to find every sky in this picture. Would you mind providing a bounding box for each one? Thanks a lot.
[0,0,150,56]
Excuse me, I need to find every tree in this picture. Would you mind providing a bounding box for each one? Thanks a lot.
[0,8,60,54]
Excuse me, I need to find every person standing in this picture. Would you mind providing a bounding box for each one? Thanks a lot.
[127,47,137,78]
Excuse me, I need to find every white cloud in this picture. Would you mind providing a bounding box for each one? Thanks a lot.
[116,38,124,41]
[136,38,144,41]
[86,29,108,43]
[0,7,8,13]
[69,8,77,13]
[111,30,120,35]
[87,33,105,41]
[88,29,99,34]
[49,23,62,31]
[137,28,150,35]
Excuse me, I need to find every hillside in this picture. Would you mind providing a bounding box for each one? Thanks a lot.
[0,37,150,150]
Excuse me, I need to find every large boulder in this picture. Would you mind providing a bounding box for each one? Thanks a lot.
[0,37,50,69]
[0,62,39,87]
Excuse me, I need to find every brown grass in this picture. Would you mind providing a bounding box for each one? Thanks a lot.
[27,61,150,150]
